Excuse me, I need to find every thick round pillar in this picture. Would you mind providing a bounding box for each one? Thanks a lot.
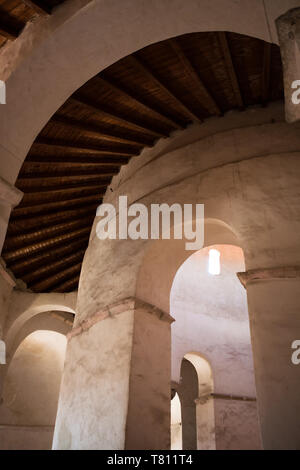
[238,268,300,449]
[52,298,172,450]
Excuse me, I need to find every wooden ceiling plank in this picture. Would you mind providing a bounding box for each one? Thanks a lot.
[5,215,94,250]
[0,8,23,39]
[21,1,52,15]
[22,250,85,284]
[33,136,138,156]
[168,38,222,116]
[69,96,167,139]
[51,116,148,147]
[8,206,97,235]
[12,194,101,218]
[21,161,122,177]
[98,76,184,130]
[217,32,244,109]
[3,226,91,262]
[26,153,130,165]
[53,275,80,293]
[17,179,111,194]
[31,262,82,292]
[19,185,106,207]
[128,55,202,122]
[8,237,89,276]
[18,170,116,184]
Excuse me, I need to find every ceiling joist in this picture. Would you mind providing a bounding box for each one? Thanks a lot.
[168,38,222,116]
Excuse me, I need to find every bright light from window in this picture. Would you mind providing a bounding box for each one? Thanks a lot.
[208,249,220,275]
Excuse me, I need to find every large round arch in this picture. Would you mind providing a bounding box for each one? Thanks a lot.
[0,0,294,186]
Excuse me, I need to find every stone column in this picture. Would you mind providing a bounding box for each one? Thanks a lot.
[0,176,23,253]
[238,267,300,449]
[276,8,300,123]
[177,359,198,450]
[52,297,173,450]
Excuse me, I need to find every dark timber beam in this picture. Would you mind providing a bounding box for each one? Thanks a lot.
[261,42,272,106]
[0,9,23,39]
[8,238,89,276]
[168,39,222,116]
[5,216,94,250]
[128,55,202,122]
[21,1,52,15]
[217,32,244,109]
[70,96,168,139]
[20,185,106,206]
[23,252,84,285]
[51,116,147,147]
[33,137,138,157]
[14,194,102,215]
[26,154,130,165]
[53,274,80,293]
[3,226,91,262]
[98,76,184,130]
[8,206,97,234]
[17,175,112,193]
[21,161,122,177]
[32,262,82,292]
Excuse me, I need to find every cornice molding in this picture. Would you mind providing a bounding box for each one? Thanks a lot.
[237,266,300,287]
[68,297,174,340]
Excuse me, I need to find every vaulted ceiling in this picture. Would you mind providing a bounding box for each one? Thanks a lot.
[2,31,284,293]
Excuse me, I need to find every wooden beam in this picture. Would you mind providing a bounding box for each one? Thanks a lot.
[3,226,91,262]
[5,216,93,250]
[0,10,23,39]
[51,115,148,147]
[20,185,106,206]
[8,206,97,234]
[31,262,82,292]
[70,96,168,139]
[8,237,89,276]
[26,153,130,165]
[20,161,122,177]
[98,76,184,130]
[128,55,202,122]
[13,194,101,217]
[217,32,244,109]
[53,274,80,293]
[168,38,222,116]
[17,174,112,193]
[21,1,52,15]
[261,42,272,106]
[34,136,138,157]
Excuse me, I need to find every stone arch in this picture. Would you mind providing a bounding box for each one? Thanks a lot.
[184,353,215,450]
[175,353,215,450]
[0,329,67,449]
[1,0,295,188]
[4,291,76,354]
[0,291,75,401]
[6,310,72,365]
[136,219,239,315]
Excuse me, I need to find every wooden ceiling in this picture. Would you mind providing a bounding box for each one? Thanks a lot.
[2,32,284,293]
[0,0,66,48]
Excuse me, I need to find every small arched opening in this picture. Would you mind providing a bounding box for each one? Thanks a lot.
[0,329,67,450]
